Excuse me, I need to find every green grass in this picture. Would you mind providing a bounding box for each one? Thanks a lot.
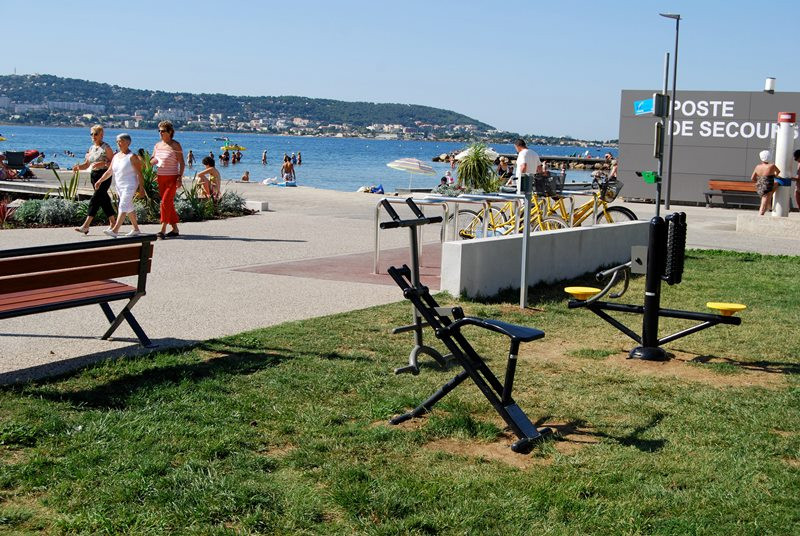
[0,250,798,534]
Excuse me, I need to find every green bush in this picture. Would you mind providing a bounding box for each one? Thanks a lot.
[217,190,247,215]
[174,198,196,222]
[38,198,80,226]
[12,200,43,225]
[133,200,154,224]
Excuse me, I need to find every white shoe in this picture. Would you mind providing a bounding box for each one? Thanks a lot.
[103,229,118,238]
[126,229,142,237]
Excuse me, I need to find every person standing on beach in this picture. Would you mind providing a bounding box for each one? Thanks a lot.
[187,150,195,168]
[95,133,145,237]
[73,125,116,234]
[151,121,184,238]
[513,138,542,194]
[281,155,296,183]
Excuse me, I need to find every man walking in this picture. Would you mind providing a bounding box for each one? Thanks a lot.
[513,138,542,194]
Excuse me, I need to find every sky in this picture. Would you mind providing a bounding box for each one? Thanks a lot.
[3,0,800,140]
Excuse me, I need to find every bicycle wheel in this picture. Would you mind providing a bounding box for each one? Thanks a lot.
[450,209,481,239]
[532,216,569,232]
[596,206,638,225]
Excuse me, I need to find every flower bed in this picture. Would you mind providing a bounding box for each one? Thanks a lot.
[3,190,252,229]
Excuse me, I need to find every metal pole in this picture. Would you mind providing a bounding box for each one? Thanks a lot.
[665,17,680,209]
[630,217,668,361]
[520,189,531,308]
[656,52,669,218]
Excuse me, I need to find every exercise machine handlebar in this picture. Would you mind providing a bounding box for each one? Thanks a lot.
[380,198,443,230]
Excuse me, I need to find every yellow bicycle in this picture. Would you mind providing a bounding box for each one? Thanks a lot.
[547,172,637,226]
[454,196,568,239]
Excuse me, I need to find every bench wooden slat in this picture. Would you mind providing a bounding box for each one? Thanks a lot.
[708,180,757,193]
[0,244,151,277]
[0,281,135,314]
[0,281,130,309]
[0,260,151,295]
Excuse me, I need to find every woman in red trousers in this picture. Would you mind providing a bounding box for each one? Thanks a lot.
[151,120,185,238]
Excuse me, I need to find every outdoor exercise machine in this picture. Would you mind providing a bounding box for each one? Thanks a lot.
[565,212,746,361]
[381,198,552,453]
[379,198,449,374]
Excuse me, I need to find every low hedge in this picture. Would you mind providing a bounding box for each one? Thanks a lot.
[10,190,251,228]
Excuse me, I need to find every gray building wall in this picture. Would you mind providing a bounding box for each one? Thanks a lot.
[619,90,800,203]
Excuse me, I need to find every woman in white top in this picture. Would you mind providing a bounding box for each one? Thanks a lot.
[94,133,145,237]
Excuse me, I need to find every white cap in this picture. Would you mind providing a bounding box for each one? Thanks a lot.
[759,150,771,162]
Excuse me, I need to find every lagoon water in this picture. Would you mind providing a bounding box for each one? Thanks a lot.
[1,125,616,192]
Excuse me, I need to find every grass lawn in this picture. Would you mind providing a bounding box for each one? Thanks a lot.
[0,250,798,534]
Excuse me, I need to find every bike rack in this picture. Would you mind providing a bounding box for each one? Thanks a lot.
[566,213,746,360]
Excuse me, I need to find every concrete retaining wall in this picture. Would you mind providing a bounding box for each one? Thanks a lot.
[441,221,650,297]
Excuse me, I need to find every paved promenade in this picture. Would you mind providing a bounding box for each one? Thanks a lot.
[0,182,797,383]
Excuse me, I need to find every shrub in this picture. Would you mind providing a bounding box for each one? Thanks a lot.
[133,200,153,224]
[175,198,196,222]
[217,190,247,215]
[38,198,79,226]
[12,200,43,225]
[430,184,462,196]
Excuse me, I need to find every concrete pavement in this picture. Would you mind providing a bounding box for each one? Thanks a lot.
[0,183,797,383]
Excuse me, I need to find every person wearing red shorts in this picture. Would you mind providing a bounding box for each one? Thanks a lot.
[151,120,185,238]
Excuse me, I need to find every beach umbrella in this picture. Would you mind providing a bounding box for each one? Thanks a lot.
[387,157,436,189]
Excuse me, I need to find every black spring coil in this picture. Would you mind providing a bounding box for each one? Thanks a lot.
[663,212,686,285]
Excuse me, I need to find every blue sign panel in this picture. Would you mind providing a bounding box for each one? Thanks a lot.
[634,98,654,116]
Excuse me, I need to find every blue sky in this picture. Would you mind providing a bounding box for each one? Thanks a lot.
[4,0,799,139]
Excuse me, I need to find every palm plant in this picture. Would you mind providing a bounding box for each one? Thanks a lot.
[138,150,161,220]
[179,178,215,221]
[456,143,499,192]
[48,168,81,201]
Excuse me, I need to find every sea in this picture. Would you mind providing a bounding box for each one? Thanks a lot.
[0,125,617,193]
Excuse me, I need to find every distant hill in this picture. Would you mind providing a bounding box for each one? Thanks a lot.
[0,74,493,130]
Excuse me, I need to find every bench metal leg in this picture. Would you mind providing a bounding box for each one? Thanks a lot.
[99,302,115,323]
[99,298,153,347]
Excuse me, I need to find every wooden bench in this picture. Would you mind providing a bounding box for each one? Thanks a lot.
[0,235,156,347]
[704,179,760,208]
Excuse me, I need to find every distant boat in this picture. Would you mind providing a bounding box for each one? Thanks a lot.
[214,137,229,141]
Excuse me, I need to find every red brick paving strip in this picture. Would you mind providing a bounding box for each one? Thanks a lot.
[234,243,441,290]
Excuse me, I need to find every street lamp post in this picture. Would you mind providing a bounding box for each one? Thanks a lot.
[660,12,681,209]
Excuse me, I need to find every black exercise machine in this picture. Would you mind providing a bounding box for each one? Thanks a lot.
[380,198,449,374]
[381,199,552,453]
[565,213,746,361]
